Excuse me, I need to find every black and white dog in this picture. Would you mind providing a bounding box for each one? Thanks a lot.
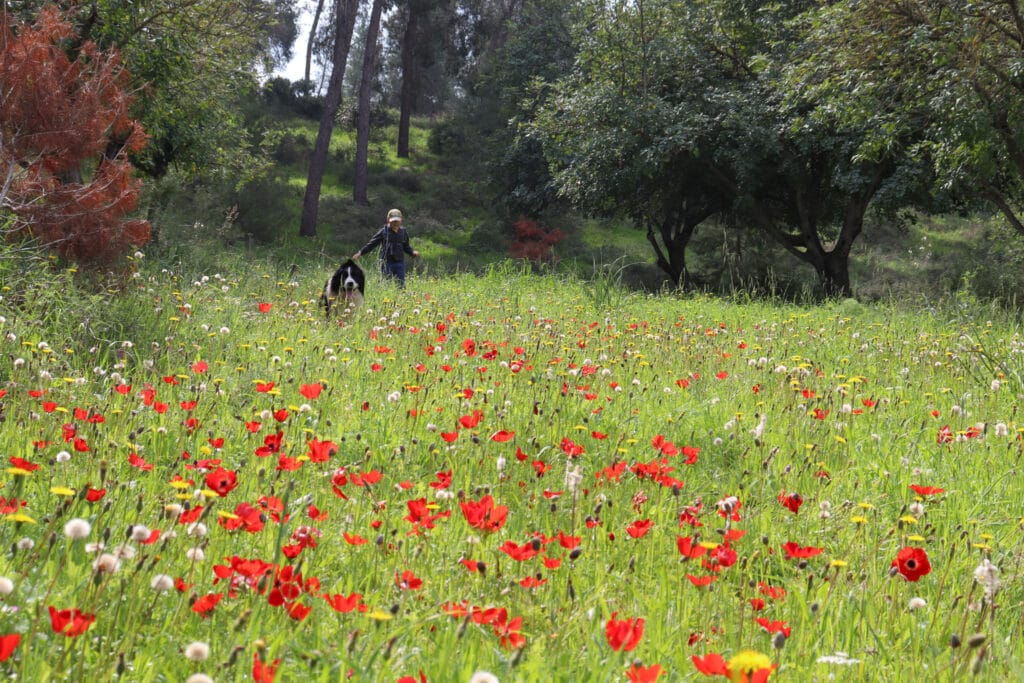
[320,259,365,317]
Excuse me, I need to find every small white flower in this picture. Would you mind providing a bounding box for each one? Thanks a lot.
[187,523,208,538]
[994,423,1009,437]
[63,518,92,540]
[973,559,1001,600]
[55,450,71,463]
[186,547,205,562]
[816,652,860,665]
[93,553,121,573]
[0,576,14,595]
[908,597,927,611]
[130,525,151,542]
[184,642,211,662]
[991,379,1001,392]
[150,574,174,592]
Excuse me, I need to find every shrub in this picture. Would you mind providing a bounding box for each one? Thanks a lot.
[0,6,150,268]
[508,217,565,265]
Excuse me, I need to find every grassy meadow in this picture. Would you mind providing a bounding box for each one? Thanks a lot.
[0,256,1023,682]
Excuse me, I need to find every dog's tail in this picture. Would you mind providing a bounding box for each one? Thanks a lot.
[319,292,331,318]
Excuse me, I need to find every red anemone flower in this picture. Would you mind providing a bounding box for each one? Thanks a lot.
[777,492,803,514]
[205,467,239,497]
[252,652,280,682]
[626,519,654,538]
[48,606,95,637]
[909,484,945,496]
[626,663,663,682]
[605,612,644,651]
[892,546,931,581]
[0,634,20,662]
[460,495,509,533]
[781,542,823,560]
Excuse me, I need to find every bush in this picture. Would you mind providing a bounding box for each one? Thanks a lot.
[234,176,300,243]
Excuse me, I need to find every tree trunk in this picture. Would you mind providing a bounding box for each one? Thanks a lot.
[304,0,327,87]
[646,215,696,288]
[353,0,384,206]
[817,251,852,298]
[299,0,359,238]
[397,0,423,159]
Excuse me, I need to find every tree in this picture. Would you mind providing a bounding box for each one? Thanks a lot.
[395,0,429,158]
[533,0,734,287]
[535,0,928,295]
[1,6,150,266]
[8,0,300,179]
[811,0,1024,238]
[353,0,386,205]
[299,0,360,238]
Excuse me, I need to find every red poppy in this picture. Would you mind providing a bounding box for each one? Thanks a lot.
[626,663,663,682]
[257,302,272,313]
[299,383,322,399]
[755,618,792,637]
[892,546,931,582]
[324,592,367,613]
[127,452,153,470]
[460,495,509,533]
[396,672,427,683]
[0,633,20,662]
[192,360,208,373]
[396,569,423,590]
[781,542,823,559]
[777,492,803,514]
[937,425,953,444]
[491,429,515,442]
[343,532,367,545]
[692,653,728,676]
[626,519,654,538]
[191,592,224,618]
[605,612,644,651]
[253,652,280,682]
[560,437,585,457]
[85,488,106,502]
[677,536,707,559]
[909,484,945,496]
[205,467,238,497]
[307,439,337,463]
[48,606,95,636]
[686,574,717,587]
[8,457,38,472]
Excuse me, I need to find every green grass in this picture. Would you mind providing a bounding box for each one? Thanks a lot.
[0,253,1023,681]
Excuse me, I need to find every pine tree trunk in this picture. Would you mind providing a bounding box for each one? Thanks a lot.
[304,0,327,87]
[397,1,423,159]
[299,0,359,238]
[353,0,385,206]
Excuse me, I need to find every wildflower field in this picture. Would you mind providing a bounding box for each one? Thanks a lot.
[1,261,1023,682]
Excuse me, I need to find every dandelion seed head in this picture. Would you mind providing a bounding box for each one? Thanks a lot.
[0,576,14,595]
[150,574,174,592]
[908,597,927,611]
[184,641,210,662]
[55,450,71,463]
[64,518,91,540]
[93,553,121,573]
[186,547,205,562]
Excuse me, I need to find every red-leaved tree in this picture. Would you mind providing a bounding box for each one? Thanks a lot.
[508,218,565,266]
[0,6,150,266]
